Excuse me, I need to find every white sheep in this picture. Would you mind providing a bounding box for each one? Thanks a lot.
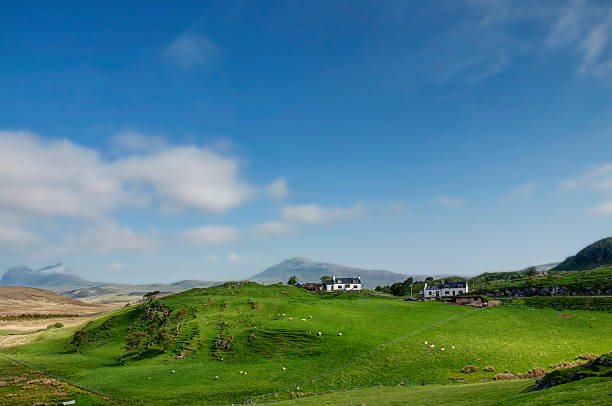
[171,370,175,374]
[424,341,428,345]
[301,318,306,322]
[338,332,343,336]
[281,313,286,316]
[318,331,322,336]
[289,317,293,320]
[441,348,445,351]
[215,376,219,380]
[240,370,244,374]
[282,367,286,371]
[451,346,455,349]
[308,315,312,318]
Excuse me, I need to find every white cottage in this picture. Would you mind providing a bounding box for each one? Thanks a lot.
[324,276,362,292]
[423,281,468,298]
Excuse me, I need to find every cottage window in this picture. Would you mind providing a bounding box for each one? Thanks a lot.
[353,285,358,288]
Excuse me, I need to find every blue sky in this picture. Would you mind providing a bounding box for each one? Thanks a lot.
[1,1,612,283]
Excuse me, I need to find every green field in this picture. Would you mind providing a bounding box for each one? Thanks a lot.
[2,283,611,405]
[277,378,612,405]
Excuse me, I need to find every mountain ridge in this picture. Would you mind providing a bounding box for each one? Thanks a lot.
[249,257,426,288]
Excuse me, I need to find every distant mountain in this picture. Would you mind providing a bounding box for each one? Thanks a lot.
[0,263,87,289]
[553,237,612,271]
[249,257,426,289]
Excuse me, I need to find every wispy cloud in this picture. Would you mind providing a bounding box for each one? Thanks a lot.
[265,177,289,199]
[501,181,536,200]
[180,225,238,245]
[163,33,218,69]
[281,203,365,225]
[436,195,464,207]
[251,221,297,237]
[561,163,612,215]
[546,1,612,81]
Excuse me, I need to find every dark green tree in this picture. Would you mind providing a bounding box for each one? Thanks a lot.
[153,327,174,352]
[287,275,298,286]
[320,275,332,283]
[70,329,88,353]
[125,331,150,358]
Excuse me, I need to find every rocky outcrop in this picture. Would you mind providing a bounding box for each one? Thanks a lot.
[485,285,612,297]
[553,237,612,271]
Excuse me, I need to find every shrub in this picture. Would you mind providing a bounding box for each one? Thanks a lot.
[484,366,495,372]
[461,365,478,373]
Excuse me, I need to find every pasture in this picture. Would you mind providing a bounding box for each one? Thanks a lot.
[2,282,611,405]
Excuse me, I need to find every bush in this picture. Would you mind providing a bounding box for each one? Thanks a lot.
[461,365,478,373]
[47,322,64,329]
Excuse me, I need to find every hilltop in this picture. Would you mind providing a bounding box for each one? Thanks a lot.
[250,257,426,288]
[553,237,612,271]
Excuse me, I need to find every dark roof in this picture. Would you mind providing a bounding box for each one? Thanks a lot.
[324,277,361,285]
[425,281,467,290]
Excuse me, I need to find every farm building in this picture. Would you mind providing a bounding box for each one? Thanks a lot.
[324,276,362,292]
[454,295,486,306]
[423,281,468,298]
[297,282,324,292]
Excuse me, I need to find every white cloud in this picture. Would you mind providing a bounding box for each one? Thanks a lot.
[281,203,365,225]
[181,225,238,245]
[546,0,585,47]
[0,224,39,246]
[265,177,289,199]
[0,131,263,217]
[501,181,536,200]
[436,195,464,206]
[77,222,155,254]
[251,221,297,237]
[561,163,612,216]
[108,262,124,271]
[163,34,218,69]
[0,131,121,219]
[115,146,254,214]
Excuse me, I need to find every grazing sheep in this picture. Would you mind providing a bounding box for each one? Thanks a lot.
[281,313,286,316]
[289,317,293,320]
[301,318,306,322]
[244,371,247,375]
[171,370,175,374]
[282,367,286,371]
[451,346,455,349]
[308,315,312,318]
[318,332,322,336]
[441,348,445,351]
[338,332,342,336]
[215,376,219,380]
[240,371,244,374]
[424,341,428,345]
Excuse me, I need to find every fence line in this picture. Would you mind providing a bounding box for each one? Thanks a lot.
[0,352,143,405]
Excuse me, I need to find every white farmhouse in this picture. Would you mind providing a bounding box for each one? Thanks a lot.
[423,281,468,298]
[324,276,362,292]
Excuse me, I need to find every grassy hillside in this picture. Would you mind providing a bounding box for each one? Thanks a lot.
[2,283,612,405]
[470,268,612,294]
[277,378,612,405]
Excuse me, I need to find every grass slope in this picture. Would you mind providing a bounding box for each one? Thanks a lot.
[0,355,123,405]
[277,378,612,405]
[2,283,612,405]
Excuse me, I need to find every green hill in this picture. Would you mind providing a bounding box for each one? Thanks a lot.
[553,237,612,271]
[2,283,612,405]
